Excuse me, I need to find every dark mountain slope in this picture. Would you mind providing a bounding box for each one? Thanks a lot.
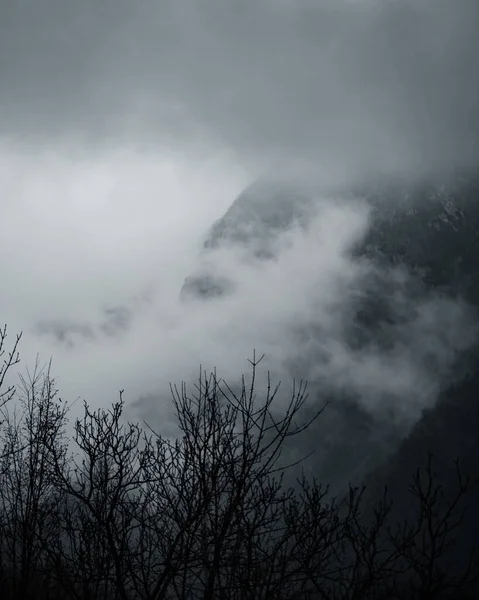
[356,171,479,301]
[359,357,479,595]
[181,169,479,492]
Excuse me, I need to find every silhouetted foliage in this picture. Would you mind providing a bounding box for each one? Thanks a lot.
[0,327,477,599]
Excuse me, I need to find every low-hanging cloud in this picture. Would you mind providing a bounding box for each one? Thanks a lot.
[172,190,478,428]
[1,0,479,479]
[2,143,474,437]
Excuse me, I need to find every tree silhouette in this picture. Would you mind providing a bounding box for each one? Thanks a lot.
[0,326,477,599]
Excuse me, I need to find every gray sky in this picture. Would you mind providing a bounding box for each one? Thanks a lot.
[1,0,478,433]
[2,0,478,171]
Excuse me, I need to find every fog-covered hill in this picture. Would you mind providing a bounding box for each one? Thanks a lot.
[180,170,479,490]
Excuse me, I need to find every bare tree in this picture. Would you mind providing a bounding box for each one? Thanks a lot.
[45,354,323,600]
[0,359,69,599]
[382,453,479,599]
[46,394,153,600]
[0,331,477,600]
[0,325,21,415]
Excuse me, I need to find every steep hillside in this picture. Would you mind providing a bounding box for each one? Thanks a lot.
[180,169,479,490]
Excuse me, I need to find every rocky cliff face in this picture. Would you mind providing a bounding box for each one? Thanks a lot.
[183,170,479,303]
[357,172,479,298]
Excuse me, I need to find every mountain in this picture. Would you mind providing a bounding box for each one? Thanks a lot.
[355,171,479,303]
[180,178,318,300]
[182,169,479,303]
[180,168,479,491]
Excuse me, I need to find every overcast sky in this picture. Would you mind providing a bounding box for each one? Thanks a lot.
[2,0,479,170]
[1,0,478,435]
